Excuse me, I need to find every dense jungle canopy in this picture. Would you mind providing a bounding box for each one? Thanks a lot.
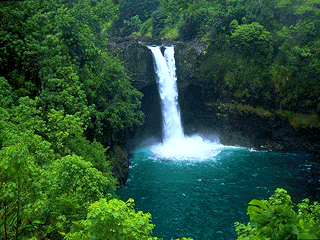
[0,0,150,239]
[1,0,320,239]
[112,0,320,131]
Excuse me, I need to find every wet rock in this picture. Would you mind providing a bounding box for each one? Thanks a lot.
[107,37,320,155]
[107,37,205,90]
[110,145,129,186]
[107,40,156,89]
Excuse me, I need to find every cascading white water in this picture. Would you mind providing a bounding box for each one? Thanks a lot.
[148,46,224,160]
[148,46,184,142]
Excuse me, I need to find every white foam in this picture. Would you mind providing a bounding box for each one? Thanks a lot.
[148,46,225,161]
[151,135,225,161]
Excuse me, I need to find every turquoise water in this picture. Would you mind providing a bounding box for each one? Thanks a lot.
[117,144,320,240]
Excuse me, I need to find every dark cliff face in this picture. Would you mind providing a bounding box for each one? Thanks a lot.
[107,40,156,89]
[107,38,206,142]
[107,38,205,90]
[107,38,320,156]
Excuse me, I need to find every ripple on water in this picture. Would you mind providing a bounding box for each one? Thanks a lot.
[118,144,319,240]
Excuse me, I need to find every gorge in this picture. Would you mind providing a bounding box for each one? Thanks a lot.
[2,1,320,238]
[117,45,320,240]
[108,38,320,156]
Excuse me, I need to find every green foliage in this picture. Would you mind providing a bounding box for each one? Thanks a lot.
[1,0,144,148]
[0,0,150,239]
[231,22,273,58]
[123,15,143,36]
[162,27,179,39]
[140,18,154,37]
[151,7,169,37]
[111,0,159,37]
[81,53,144,146]
[67,138,113,175]
[43,155,116,236]
[235,103,272,118]
[0,77,14,108]
[44,109,85,156]
[277,110,320,129]
[235,188,320,240]
[160,0,195,13]
[0,143,43,239]
[296,0,320,16]
[179,9,207,40]
[183,0,320,121]
[66,198,157,240]
[173,238,194,240]
[0,1,39,98]
[48,155,116,204]
[2,97,54,165]
[297,198,320,224]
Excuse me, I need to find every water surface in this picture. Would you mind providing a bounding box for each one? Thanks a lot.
[118,145,320,240]
[128,45,320,239]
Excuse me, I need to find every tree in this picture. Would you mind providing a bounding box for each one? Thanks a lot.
[81,53,144,147]
[160,0,195,12]
[43,155,117,237]
[2,96,54,166]
[0,1,40,98]
[66,198,158,240]
[231,22,273,59]
[111,0,159,36]
[235,188,320,239]
[0,144,43,239]
[123,15,142,36]
[178,9,207,40]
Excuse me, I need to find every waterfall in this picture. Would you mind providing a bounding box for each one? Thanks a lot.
[148,46,184,143]
[148,45,223,160]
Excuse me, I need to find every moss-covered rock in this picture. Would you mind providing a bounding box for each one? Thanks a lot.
[178,87,320,154]
[110,145,129,186]
[107,37,320,155]
[107,37,206,90]
[107,38,156,89]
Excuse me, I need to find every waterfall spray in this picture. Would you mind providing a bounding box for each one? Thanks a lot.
[148,46,184,142]
[148,46,223,160]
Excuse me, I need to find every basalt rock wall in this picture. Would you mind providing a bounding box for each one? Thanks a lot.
[107,38,206,148]
[107,37,204,90]
[107,38,320,156]
[107,40,156,89]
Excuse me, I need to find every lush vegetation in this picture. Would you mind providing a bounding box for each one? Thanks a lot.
[193,0,320,126]
[0,0,161,239]
[235,188,320,239]
[111,0,320,130]
[2,0,320,239]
